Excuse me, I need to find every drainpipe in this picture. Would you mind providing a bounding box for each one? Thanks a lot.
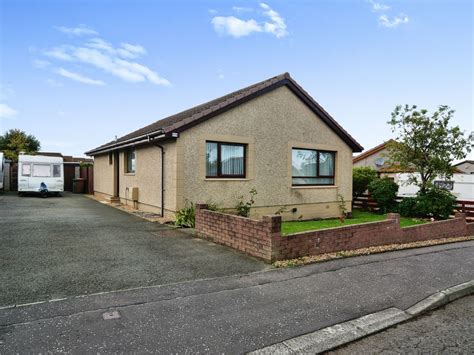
[149,135,165,217]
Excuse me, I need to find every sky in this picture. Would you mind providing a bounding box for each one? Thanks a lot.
[0,0,472,159]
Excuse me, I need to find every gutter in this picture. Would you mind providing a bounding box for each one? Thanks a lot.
[85,130,166,156]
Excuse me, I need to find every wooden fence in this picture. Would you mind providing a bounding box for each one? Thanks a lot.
[353,193,474,220]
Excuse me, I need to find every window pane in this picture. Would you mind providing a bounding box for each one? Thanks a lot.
[127,150,136,173]
[292,149,317,177]
[53,165,61,177]
[206,142,218,176]
[22,164,31,176]
[319,152,334,176]
[33,164,51,177]
[292,177,334,185]
[221,144,244,176]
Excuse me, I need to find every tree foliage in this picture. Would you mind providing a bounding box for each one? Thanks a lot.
[353,167,378,201]
[387,105,472,193]
[0,129,41,161]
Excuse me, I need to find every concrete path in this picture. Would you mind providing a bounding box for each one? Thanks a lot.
[0,192,267,307]
[1,241,473,353]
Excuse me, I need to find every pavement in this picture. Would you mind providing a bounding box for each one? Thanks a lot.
[1,240,473,353]
[0,192,267,307]
[330,295,474,354]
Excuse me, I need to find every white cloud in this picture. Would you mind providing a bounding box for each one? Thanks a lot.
[32,59,51,69]
[260,3,287,38]
[379,14,409,28]
[0,103,18,119]
[42,36,170,86]
[208,9,218,15]
[44,47,74,61]
[211,3,287,38]
[56,24,97,36]
[56,68,105,86]
[212,16,262,38]
[232,6,253,13]
[368,0,390,12]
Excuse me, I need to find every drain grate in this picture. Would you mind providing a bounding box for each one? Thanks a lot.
[102,310,121,320]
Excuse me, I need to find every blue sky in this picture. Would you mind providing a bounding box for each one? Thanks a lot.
[0,0,472,158]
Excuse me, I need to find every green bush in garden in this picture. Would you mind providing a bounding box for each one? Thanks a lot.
[368,177,399,213]
[175,200,195,228]
[398,187,456,220]
[352,167,378,201]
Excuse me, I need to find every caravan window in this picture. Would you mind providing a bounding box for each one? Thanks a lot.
[22,164,31,176]
[33,164,52,177]
[53,164,61,177]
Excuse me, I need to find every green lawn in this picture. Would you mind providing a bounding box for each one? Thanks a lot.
[281,210,426,235]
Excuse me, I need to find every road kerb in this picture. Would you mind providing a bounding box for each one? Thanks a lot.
[249,280,474,354]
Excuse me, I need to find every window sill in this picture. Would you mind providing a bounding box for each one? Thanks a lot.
[124,173,136,176]
[205,178,250,181]
[291,185,338,189]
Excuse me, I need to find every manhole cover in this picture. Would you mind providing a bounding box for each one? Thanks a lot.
[102,310,121,320]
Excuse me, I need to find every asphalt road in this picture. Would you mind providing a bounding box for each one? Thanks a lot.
[330,295,474,354]
[1,241,473,353]
[0,192,267,306]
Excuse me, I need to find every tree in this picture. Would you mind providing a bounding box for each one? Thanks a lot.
[387,105,472,194]
[352,167,378,201]
[0,129,41,161]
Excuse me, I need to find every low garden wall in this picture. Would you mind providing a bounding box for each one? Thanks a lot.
[195,204,474,263]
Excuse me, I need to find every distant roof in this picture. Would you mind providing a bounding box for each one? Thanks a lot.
[86,72,363,155]
[352,140,395,163]
[39,152,93,163]
[453,160,474,166]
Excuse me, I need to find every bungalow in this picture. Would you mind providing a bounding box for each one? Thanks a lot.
[86,73,363,220]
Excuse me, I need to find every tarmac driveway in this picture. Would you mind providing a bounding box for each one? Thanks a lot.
[0,192,267,307]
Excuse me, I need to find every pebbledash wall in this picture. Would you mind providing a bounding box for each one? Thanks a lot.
[195,204,474,263]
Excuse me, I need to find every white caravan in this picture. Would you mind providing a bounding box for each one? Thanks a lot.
[0,152,4,190]
[18,154,64,196]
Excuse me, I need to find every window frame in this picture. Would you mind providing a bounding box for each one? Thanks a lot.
[205,141,247,179]
[125,149,136,174]
[291,148,336,186]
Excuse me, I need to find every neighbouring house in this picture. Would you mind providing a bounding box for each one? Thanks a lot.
[352,140,396,172]
[86,73,363,220]
[353,142,474,200]
[454,160,474,175]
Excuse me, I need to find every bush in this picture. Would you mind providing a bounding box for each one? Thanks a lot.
[353,167,378,200]
[175,200,195,228]
[398,197,418,217]
[235,187,257,217]
[398,187,456,220]
[368,177,399,213]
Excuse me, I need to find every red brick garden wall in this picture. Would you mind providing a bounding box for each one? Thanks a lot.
[195,205,472,263]
[195,204,280,261]
[277,213,470,260]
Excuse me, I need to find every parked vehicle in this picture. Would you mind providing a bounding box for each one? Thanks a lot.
[0,152,4,190]
[18,154,64,196]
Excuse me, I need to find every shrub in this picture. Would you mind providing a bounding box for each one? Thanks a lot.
[398,187,456,220]
[398,197,418,217]
[235,187,257,217]
[353,167,378,200]
[368,177,399,213]
[175,200,195,228]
